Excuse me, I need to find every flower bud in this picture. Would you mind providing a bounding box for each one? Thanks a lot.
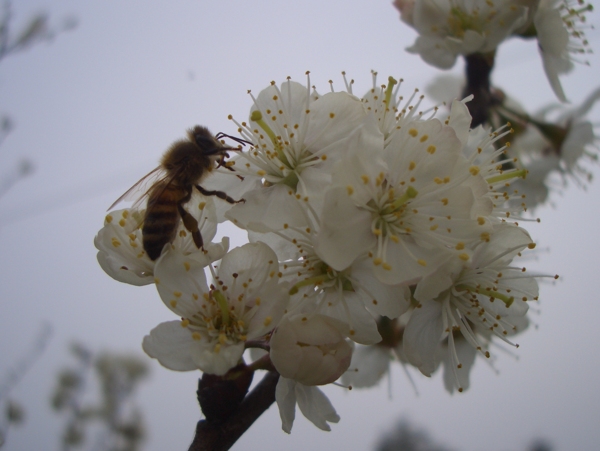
[270,314,353,386]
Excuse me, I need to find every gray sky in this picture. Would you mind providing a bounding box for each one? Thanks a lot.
[0,0,599,450]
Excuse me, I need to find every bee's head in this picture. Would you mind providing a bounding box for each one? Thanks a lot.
[188,126,222,154]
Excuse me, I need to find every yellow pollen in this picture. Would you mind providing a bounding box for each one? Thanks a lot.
[528,243,536,249]
[417,259,427,266]
[329,112,335,118]
[434,177,443,184]
[219,334,227,344]
[469,166,480,176]
[173,291,182,298]
[390,235,399,243]
[257,170,266,176]
[321,155,327,160]
[105,214,113,223]
[170,300,177,308]
[373,228,382,236]
[198,202,206,210]
[184,262,191,271]
[373,258,382,266]
[346,185,354,195]
[481,232,491,242]
[459,253,469,261]
[477,217,486,225]
[111,238,121,248]
[441,198,448,205]
[193,293,198,300]
[181,319,190,327]
[409,161,416,170]
[382,263,392,270]
[119,219,126,227]
[154,277,160,284]
[122,210,129,219]
[264,316,272,327]
[427,145,436,154]
[430,224,438,231]
[192,332,201,341]
[420,134,428,142]
[255,297,261,306]
[408,128,418,137]
[361,175,370,184]
[455,242,465,250]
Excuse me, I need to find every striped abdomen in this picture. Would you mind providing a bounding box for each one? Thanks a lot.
[143,182,185,260]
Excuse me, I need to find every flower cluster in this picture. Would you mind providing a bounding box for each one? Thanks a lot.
[394,0,594,102]
[96,72,548,432]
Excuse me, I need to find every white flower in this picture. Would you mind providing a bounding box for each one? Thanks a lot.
[228,78,368,203]
[142,242,289,375]
[534,0,593,101]
[95,192,222,285]
[402,0,531,69]
[275,377,340,433]
[270,313,353,386]
[316,101,493,285]
[403,223,539,390]
[95,208,155,285]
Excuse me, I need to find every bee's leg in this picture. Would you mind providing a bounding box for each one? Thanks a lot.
[177,203,203,249]
[215,153,229,169]
[219,160,245,180]
[196,185,245,204]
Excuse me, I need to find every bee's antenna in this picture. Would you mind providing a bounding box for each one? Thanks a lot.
[215,132,254,148]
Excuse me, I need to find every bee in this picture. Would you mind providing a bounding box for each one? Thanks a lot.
[109,125,250,260]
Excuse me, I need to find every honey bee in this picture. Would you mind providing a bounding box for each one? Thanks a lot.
[109,126,250,260]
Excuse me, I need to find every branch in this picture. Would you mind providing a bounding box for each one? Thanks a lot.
[462,52,496,127]
[188,371,280,451]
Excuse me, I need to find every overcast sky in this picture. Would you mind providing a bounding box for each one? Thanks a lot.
[0,1,599,450]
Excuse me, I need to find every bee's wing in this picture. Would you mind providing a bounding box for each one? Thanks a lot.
[108,166,167,211]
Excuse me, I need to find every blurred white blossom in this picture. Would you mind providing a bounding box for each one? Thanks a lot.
[534,0,594,101]
[396,0,532,68]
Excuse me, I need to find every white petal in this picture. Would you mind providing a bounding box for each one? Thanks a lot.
[142,321,199,371]
[275,377,297,433]
[442,336,477,393]
[403,300,444,376]
[190,341,245,376]
[226,184,307,233]
[295,384,340,431]
[342,345,390,388]
[315,186,374,271]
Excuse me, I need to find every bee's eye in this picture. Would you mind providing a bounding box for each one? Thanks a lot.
[194,134,213,147]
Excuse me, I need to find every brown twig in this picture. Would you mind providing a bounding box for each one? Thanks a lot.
[462,52,496,127]
[188,371,280,451]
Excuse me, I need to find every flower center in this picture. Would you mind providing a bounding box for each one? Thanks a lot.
[447,5,485,38]
[183,289,248,351]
